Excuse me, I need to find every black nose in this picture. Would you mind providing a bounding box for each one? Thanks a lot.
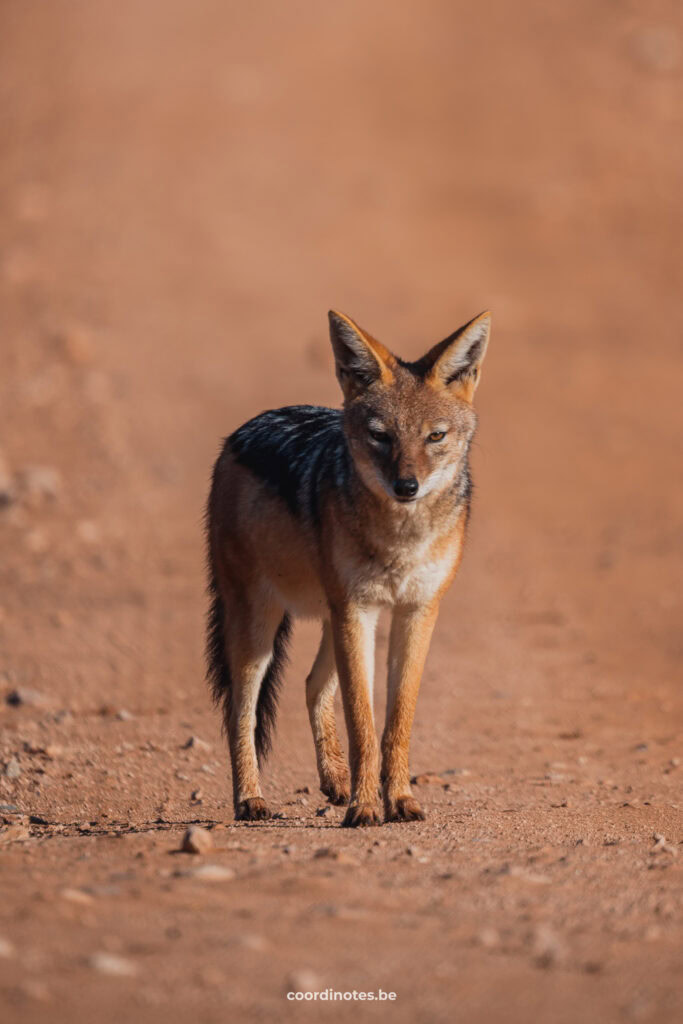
[393,476,419,499]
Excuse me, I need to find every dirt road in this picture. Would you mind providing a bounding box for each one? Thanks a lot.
[1,2,681,1021]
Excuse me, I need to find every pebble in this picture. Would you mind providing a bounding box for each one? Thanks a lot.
[4,758,21,780]
[313,847,358,866]
[181,825,213,854]
[184,864,235,882]
[411,772,445,786]
[6,687,45,708]
[0,937,15,958]
[20,465,62,502]
[61,888,94,905]
[652,833,676,856]
[76,520,101,544]
[532,925,566,968]
[286,969,322,994]
[24,528,49,554]
[56,323,93,366]
[0,823,30,844]
[477,926,500,949]
[89,952,138,977]
[316,806,332,817]
[183,736,211,751]
[239,933,268,952]
[116,709,133,721]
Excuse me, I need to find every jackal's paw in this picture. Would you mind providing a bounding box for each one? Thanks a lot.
[384,796,426,823]
[321,776,351,806]
[235,797,271,822]
[342,803,381,828]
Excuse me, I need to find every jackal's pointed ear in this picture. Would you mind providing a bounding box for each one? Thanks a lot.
[424,311,491,402]
[328,311,396,399]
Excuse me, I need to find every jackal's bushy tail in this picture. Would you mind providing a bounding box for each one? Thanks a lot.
[205,577,291,764]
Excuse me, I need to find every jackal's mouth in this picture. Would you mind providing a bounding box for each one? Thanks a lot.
[394,494,419,504]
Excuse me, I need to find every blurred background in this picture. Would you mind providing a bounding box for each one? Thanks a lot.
[1,0,680,707]
[0,1,681,1021]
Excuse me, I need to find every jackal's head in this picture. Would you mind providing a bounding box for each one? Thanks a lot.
[328,310,491,505]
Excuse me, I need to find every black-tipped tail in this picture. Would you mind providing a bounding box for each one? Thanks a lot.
[205,580,291,765]
[255,614,291,764]
[206,580,231,714]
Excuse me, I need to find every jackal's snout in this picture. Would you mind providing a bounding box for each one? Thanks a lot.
[393,475,419,501]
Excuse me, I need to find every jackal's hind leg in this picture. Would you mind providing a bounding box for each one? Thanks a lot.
[306,621,350,805]
[224,597,285,822]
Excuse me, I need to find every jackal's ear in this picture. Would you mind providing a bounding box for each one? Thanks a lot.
[328,310,396,400]
[424,311,491,402]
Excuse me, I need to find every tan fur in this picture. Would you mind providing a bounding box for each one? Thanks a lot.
[208,310,490,826]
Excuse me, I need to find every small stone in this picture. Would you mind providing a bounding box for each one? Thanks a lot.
[411,772,445,786]
[477,927,500,949]
[0,804,19,813]
[239,933,268,951]
[181,825,213,855]
[295,786,311,794]
[24,528,49,554]
[56,323,93,366]
[313,847,358,866]
[20,980,49,1002]
[116,709,133,721]
[0,936,15,958]
[89,952,137,977]
[190,789,203,802]
[61,888,94,905]
[316,806,332,817]
[286,969,322,994]
[183,736,211,751]
[76,519,100,544]
[4,758,21,780]
[198,965,226,988]
[186,864,235,882]
[651,834,676,856]
[532,925,566,968]
[6,687,45,708]
[20,465,62,502]
[0,824,30,844]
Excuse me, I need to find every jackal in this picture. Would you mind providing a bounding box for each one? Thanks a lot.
[206,309,490,826]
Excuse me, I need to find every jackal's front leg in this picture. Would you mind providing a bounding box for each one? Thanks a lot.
[306,621,350,806]
[330,604,380,827]
[382,603,439,822]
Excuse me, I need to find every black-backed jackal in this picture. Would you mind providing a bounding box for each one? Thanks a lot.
[206,310,490,826]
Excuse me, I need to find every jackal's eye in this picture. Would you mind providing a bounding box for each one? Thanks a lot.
[368,427,391,445]
[427,430,446,443]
